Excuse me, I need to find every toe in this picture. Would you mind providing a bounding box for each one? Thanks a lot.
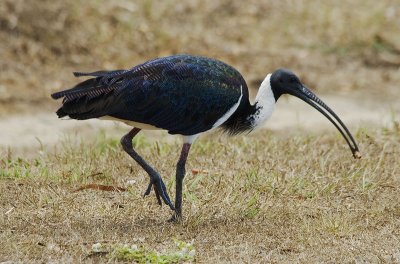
[143,182,153,196]
[153,185,162,205]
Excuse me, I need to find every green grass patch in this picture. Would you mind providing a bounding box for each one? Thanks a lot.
[110,239,195,263]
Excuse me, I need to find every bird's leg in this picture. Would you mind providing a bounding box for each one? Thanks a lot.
[120,128,174,210]
[170,143,192,221]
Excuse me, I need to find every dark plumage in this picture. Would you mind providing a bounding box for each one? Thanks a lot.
[52,55,254,135]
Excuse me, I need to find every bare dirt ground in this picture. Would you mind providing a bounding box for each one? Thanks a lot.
[0,93,399,156]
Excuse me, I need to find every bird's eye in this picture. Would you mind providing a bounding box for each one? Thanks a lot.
[290,76,297,83]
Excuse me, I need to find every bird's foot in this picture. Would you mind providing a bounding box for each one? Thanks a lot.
[144,177,175,211]
[167,213,182,223]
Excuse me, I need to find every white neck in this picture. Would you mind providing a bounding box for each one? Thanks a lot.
[250,73,276,129]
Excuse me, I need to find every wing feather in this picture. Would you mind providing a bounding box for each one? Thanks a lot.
[52,55,247,135]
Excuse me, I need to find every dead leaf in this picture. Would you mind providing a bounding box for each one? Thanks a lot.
[191,169,209,175]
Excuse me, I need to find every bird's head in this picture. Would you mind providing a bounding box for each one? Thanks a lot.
[270,68,361,159]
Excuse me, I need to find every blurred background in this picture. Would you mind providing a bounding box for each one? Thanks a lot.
[1,0,399,153]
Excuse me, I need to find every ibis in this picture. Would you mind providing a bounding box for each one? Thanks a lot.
[51,54,360,220]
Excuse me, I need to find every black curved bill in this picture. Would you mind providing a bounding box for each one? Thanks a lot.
[289,85,360,159]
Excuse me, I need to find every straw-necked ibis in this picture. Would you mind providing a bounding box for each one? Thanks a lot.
[51,54,360,221]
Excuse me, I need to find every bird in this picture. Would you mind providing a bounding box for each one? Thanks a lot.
[51,54,360,221]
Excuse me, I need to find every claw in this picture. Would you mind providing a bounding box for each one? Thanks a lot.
[168,214,181,223]
[153,184,162,205]
[144,182,152,196]
[143,178,175,211]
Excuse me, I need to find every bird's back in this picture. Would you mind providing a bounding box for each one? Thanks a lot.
[52,55,249,135]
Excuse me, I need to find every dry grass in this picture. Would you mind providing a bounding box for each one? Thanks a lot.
[1,126,399,263]
[1,0,400,115]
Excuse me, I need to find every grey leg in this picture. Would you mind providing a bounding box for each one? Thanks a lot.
[120,128,174,210]
[170,143,191,221]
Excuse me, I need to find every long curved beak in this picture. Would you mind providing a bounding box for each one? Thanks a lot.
[288,85,361,159]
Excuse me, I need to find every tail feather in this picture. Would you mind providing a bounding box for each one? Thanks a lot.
[73,69,126,78]
[52,69,128,120]
[54,91,122,120]
[51,69,127,100]
[55,107,68,118]
[51,78,101,100]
